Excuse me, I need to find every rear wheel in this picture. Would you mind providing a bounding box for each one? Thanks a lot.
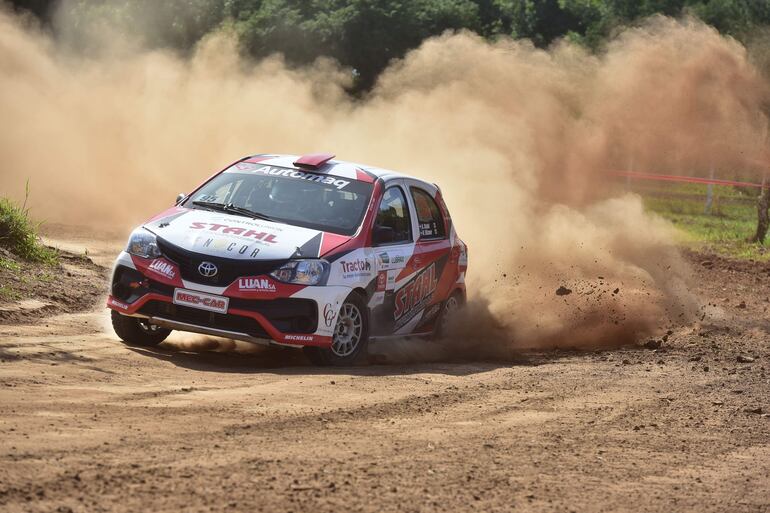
[434,291,463,339]
[111,310,171,347]
[304,293,368,366]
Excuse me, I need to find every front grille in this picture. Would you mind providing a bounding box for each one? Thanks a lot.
[137,298,317,335]
[138,300,271,339]
[230,298,317,333]
[156,238,285,287]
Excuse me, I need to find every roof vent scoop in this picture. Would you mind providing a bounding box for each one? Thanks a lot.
[293,153,335,170]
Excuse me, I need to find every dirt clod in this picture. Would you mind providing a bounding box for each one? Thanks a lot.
[644,340,662,350]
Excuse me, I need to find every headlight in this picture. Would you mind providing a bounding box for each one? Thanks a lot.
[126,228,161,259]
[270,259,329,286]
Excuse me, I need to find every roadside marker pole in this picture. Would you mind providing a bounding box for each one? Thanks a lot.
[704,165,715,215]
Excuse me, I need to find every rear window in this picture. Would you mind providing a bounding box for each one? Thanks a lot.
[184,163,374,235]
[410,187,446,239]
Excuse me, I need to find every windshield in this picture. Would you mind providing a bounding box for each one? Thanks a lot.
[183,162,374,235]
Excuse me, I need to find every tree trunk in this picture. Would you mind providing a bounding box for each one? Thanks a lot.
[750,175,770,244]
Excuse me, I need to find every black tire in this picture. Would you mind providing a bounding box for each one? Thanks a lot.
[111,310,171,347]
[303,292,369,366]
[433,291,464,340]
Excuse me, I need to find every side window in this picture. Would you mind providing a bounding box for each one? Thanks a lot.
[374,187,412,245]
[411,188,446,239]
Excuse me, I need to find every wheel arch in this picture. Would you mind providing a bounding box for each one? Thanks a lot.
[351,286,369,300]
[449,286,466,305]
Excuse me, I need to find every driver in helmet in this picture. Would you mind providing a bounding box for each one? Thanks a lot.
[269,178,322,218]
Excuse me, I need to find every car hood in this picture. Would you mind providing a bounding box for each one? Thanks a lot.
[144,208,350,260]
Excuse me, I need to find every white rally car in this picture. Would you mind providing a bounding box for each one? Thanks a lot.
[107,153,468,365]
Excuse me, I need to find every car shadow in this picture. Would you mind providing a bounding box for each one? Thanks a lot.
[124,337,547,377]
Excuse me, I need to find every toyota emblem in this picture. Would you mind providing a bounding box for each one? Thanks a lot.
[198,261,218,277]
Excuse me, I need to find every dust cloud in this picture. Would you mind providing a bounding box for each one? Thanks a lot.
[1,5,768,351]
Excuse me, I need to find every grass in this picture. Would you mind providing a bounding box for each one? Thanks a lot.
[38,271,56,283]
[0,183,58,265]
[0,257,21,272]
[0,284,21,301]
[637,182,769,262]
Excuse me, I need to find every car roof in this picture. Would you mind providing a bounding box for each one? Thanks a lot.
[242,153,430,186]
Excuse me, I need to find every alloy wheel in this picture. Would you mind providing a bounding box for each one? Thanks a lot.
[331,303,363,357]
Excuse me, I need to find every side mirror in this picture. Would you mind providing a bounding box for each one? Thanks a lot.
[175,193,186,205]
[373,225,395,245]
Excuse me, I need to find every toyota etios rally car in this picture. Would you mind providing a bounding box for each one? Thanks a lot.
[107,153,468,365]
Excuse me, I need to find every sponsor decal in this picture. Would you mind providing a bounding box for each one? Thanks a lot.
[109,298,129,310]
[376,271,387,292]
[245,165,351,190]
[201,238,261,258]
[394,263,437,321]
[147,259,176,280]
[323,303,336,327]
[340,259,371,274]
[173,288,229,314]
[424,302,441,321]
[285,334,313,341]
[190,222,278,244]
[377,250,407,270]
[237,277,277,292]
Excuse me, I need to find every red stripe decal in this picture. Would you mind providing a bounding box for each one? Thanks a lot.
[320,233,351,256]
[356,168,375,183]
[243,156,271,164]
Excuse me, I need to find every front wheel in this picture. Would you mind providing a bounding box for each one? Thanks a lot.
[304,293,368,366]
[111,310,171,347]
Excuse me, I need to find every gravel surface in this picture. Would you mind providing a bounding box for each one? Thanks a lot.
[0,245,767,513]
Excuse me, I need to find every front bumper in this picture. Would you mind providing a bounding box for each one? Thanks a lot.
[107,252,350,348]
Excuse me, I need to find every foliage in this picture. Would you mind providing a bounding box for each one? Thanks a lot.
[224,0,484,90]
[8,0,770,90]
[0,184,58,265]
[56,0,227,51]
[0,284,22,301]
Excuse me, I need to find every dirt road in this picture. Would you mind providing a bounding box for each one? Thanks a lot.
[0,240,768,513]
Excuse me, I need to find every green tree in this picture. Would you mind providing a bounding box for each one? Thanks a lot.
[11,0,770,89]
[689,0,770,39]
[57,0,226,52]
[506,0,585,46]
[227,0,482,91]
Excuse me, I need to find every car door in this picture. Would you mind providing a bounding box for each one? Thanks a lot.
[392,179,453,335]
[368,180,416,336]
